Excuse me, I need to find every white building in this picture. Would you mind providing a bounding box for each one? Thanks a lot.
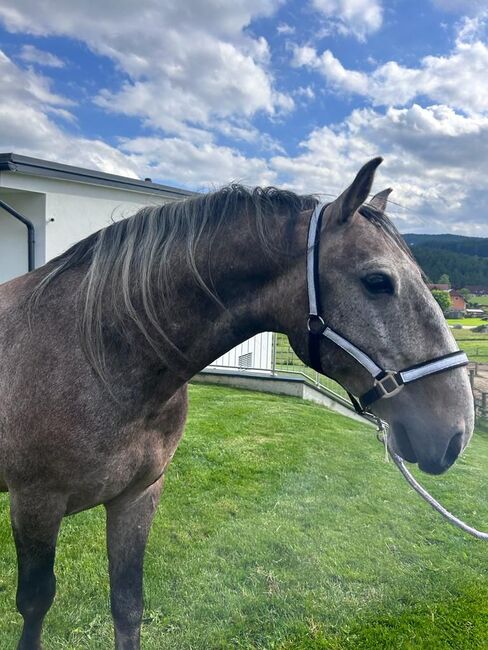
[0,152,193,283]
[0,153,272,371]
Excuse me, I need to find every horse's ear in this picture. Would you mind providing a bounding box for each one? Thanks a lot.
[328,157,383,225]
[369,187,392,212]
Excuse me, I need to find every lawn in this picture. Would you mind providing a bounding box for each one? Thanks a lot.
[469,295,488,307]
[452,329,488,363]
[0,384,487,649]
[447,319,487,327]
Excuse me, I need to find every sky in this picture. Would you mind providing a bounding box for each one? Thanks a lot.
[0,0,487,234]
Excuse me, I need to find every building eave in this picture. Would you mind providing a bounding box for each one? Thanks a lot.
[0,153,195,199]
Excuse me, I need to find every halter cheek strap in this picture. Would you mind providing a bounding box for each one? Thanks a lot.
[306,203,469,414]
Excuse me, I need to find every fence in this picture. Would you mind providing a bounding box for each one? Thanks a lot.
[207,332,348,400]
[475,392,488,422]
[208,334,488,425]
[469,365,488,425]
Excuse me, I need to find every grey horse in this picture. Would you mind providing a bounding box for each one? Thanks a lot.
[0,158,474,649]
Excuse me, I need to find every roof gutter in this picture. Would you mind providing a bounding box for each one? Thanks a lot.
[0,198,35,271]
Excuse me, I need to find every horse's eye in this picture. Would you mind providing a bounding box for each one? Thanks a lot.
[362,273,394,295]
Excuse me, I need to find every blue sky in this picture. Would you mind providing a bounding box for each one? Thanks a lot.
[0,0,487,234]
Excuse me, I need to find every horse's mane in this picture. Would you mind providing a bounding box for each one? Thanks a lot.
[31,184,416,388]
[31,185,317,384]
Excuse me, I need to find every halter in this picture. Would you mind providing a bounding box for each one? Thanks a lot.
[306,203,469,415]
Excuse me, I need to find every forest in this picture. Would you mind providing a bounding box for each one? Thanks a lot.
[404,234,488,287]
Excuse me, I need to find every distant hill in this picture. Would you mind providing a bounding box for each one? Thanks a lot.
[403,233,488,288]
[404,233,488,258]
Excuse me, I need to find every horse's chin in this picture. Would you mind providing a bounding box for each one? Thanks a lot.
[417,460,450,475]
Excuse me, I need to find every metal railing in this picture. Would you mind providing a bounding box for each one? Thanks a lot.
[207,332,348,400]
[208,334,488,423]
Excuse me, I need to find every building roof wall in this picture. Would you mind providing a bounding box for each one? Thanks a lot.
[0,153,194,200]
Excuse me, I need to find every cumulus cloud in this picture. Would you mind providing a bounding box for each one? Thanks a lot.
[0,0,291,140]
[270,103,488,234]
[0,47,276,190]
[120,137,277,189]
[0,49,139,176]
[1,2,487,235]
[293,16,488,114]
[312,0,383,40]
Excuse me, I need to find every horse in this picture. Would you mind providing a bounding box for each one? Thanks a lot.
[0,158,474,649]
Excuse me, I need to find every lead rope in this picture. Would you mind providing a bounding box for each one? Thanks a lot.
[372,417,488,541]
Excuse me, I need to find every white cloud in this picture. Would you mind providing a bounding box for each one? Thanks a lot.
[120,137,277,189]
[277,22,295,35]
[0,0,291,140]
[293,16,488,114]
[269,103,488,234]
[0,47,278,190]
[312,0,383,40]
[1,2,487,235]
[19,44,64,68]
[0,49,139,176]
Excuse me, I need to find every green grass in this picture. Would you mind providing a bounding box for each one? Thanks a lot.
[469,295,488,307]
[1,384,488,648]
[447,319,487,327]
[452,329,488,362]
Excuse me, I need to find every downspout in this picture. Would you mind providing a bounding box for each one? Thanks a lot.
[0,198,35,271]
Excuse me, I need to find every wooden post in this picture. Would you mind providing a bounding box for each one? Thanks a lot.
[469,369,475,390]
[483,392,487,419]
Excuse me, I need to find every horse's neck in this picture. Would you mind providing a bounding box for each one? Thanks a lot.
[158,211,308,382]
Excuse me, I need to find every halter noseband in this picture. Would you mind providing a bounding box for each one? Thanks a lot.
[306,203,469,415]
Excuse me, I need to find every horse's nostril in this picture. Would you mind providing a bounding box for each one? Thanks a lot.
[445,431,463,466]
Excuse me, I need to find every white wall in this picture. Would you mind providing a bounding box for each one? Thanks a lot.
[209,333,273,372]
[0,172,178,263]
[0,169,271,372]
[0,189,46,284]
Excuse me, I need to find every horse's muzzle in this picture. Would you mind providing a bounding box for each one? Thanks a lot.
[417,431,464,475]
[391,424,464,475]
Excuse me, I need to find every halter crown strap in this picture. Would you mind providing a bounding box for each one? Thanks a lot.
[307,203,328,373]
[307,203,327,319]
[305,202,469,414]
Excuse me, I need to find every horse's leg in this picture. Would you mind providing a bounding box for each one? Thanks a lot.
[105,476,164,650]
[9,489,66,650]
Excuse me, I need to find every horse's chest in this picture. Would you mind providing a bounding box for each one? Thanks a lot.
[65,425,183,514]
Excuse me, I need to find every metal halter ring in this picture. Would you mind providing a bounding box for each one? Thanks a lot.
[307,315,326,335]
[373,371,404,398]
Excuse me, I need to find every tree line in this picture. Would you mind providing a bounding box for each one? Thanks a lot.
[405,233,488,258]
[407,245,488,287]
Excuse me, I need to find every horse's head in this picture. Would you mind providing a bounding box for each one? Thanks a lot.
[290,158,474,475]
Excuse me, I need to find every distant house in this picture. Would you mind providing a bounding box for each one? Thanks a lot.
[466,308,485,318]
[450,291,466,312]
[428,283,450,291]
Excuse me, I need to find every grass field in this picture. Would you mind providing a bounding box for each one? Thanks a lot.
[1,385,487,649]
[452,329,488,363]
[469,295,488,307]
[447,319,487,327]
